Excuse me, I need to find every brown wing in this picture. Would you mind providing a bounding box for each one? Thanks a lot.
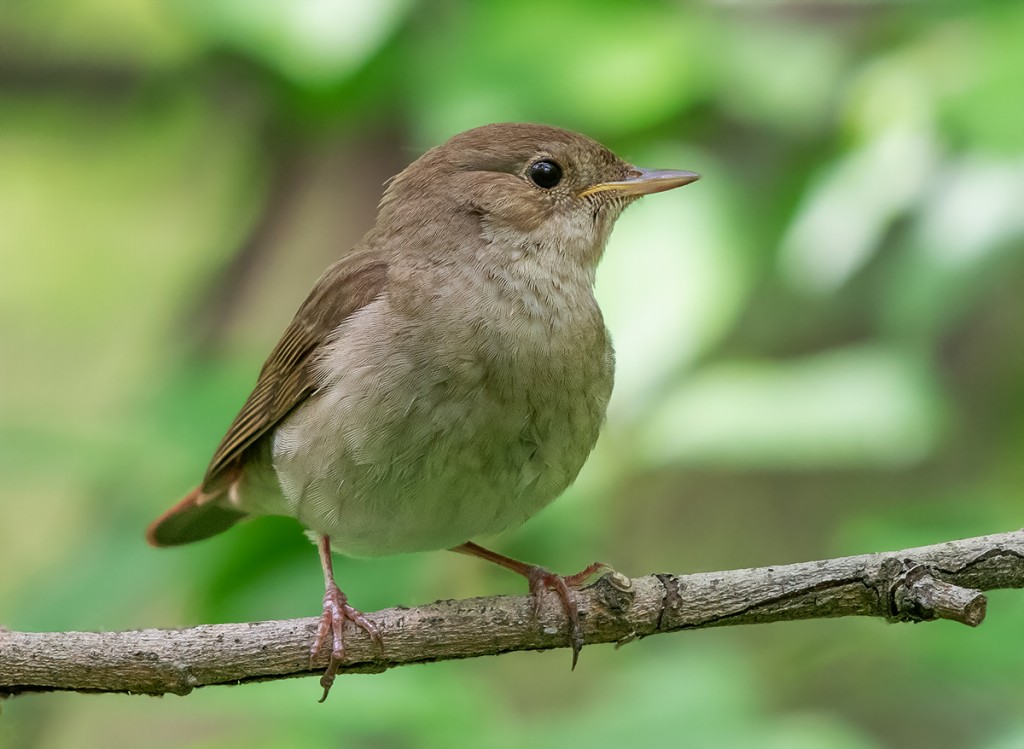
[201,255,389,491]
[147,254,388,547]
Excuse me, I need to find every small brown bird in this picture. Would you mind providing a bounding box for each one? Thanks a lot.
[147,123,698,699]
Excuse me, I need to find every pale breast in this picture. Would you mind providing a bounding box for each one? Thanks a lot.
[259,259,613,557]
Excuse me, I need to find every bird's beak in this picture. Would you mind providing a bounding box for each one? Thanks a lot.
[578,168,700,198]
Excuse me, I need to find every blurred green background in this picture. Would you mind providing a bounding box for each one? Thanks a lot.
[2,0,1023,747]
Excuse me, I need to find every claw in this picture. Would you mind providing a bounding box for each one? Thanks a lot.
[312,535,383,702]
[451,542,610,668]
[527,562,610,669]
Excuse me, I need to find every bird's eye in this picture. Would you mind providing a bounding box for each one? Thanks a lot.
[528,160,563,189]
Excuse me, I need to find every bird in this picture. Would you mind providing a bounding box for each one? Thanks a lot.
[146,122,699,700]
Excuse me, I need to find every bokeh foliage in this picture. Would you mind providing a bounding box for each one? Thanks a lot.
[1,1,1023,747]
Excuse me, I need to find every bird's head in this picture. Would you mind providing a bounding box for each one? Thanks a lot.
[379,123,699,271]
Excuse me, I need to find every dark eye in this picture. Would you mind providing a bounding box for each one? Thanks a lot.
[528,159,563,189]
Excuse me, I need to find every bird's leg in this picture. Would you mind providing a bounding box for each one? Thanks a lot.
[311,534,382,702]
[451,541,610,668]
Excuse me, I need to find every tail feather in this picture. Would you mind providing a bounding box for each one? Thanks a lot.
[146,485,248,547]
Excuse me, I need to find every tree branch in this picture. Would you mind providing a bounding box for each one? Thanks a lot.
[3,530,1023,698]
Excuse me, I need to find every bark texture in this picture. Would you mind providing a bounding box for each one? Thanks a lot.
[2,530,1022,697]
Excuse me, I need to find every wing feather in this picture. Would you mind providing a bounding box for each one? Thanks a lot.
[201,255,388,491]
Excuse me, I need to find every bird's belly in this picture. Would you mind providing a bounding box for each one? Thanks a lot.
[258,304,612,557]
[269,382,599,556]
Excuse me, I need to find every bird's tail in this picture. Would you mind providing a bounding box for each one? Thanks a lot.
[146,485,248,547]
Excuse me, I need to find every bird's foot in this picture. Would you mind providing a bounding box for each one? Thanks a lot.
[311,581,382,702]
[450,542,612,668]
[525,562,612,668]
